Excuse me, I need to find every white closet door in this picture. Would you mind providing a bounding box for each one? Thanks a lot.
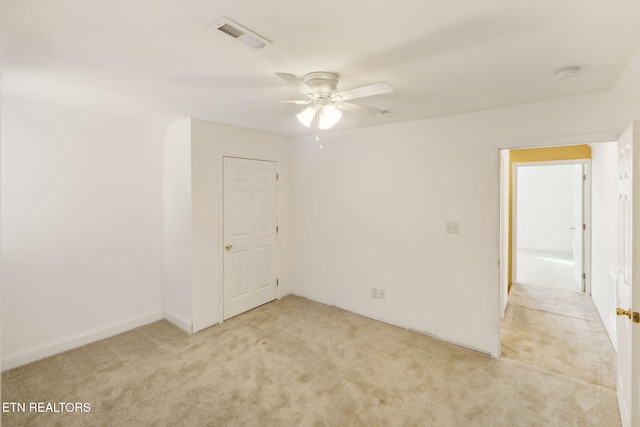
[223,157,277,320]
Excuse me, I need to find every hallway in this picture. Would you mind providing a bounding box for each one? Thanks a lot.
[501,284,616,390]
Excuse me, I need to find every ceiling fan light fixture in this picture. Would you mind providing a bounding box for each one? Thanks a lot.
[326,105,342,123]
[269,71,394,129]
[297,106,317,127]
[318,104,342,130]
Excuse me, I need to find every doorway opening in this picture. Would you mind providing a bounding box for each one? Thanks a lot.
[498,145,616,391]
[499,144,592,317]
[513,162,589,294]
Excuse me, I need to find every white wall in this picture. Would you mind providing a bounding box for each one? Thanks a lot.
[162,119,293,332]
[516,165,574,253]
[191,119,293,331]
[291,90,639,356]
[163,119,193,332]
[590,141,620,347]
[614,47,640,115]
[292,125,499,354]
[1,94,166,369]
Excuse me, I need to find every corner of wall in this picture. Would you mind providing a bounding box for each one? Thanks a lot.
[163,309,193,334]
[163,119,194,326]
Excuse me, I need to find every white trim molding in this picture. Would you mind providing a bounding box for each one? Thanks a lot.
[1,309,163,371]
[163,309,193,334]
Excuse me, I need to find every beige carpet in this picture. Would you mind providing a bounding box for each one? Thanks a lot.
[2,295,620,426]
[502,284,617,390]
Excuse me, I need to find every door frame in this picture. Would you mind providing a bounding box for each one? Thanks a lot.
[219,155,280,324]
[494,134,629,418]
[511,159,592,295]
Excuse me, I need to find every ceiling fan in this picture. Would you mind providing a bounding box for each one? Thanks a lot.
[256,72,394,130]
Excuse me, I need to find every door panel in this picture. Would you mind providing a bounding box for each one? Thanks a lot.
[230,192,250,236]
[616,122,639,427]
[229,250,250,298]
[223,157,278,320]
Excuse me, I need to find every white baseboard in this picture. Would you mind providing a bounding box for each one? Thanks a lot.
[301,295,495,358]
[164,309,193,334]
[1,309,164,371]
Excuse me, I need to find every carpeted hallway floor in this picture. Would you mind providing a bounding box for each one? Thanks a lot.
[502,284,617,390]
[2,293,620,426]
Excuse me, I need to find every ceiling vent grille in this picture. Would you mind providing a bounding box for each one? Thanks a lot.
[218,23,245,39]
[214,18,271,49]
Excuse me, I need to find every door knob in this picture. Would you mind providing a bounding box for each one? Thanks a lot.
[225,244,232,250]
[616,307,632,319]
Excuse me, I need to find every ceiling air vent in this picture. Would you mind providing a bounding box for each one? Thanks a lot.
[214,18,271,49]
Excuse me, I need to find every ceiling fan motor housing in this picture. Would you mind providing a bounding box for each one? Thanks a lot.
[303,72,339,97]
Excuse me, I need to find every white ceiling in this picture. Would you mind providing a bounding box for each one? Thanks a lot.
[3,0,640,137]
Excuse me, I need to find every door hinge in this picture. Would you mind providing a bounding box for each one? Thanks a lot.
[276,226,279,233]
[583,174,586,181]
[582,273,586,280]
[634,312,640,323]
[276,279,279,287]
[276,173,279,180]
[583,224,586,230]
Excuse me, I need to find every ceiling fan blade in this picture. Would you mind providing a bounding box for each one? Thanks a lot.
[276,73,316,98]
[248,99,311,105]
[333,82,393,101]
[336,102,383,116]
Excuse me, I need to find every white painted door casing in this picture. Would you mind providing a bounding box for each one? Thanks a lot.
[572,164,584,291]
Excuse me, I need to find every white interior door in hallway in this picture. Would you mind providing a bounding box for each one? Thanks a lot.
[616,122,640,427]
[223,157,278,320]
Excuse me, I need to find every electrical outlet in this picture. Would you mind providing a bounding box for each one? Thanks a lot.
[372,287,379,298]
[379,289,385,299]
[445,221,459,234]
